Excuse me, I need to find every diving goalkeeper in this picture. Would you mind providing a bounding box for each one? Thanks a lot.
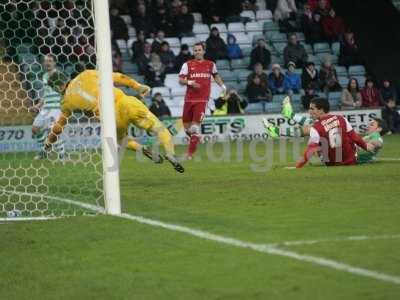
[44,70,184,173]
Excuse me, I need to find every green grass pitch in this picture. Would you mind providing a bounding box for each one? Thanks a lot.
[1,135,400,299]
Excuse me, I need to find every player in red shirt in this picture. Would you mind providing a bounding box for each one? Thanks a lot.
[179,42,226,159]
[296,97,373,168]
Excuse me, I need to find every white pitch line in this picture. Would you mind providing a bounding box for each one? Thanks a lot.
[378,158,400,162]
[2,190,400,286]
[267,234,400,247]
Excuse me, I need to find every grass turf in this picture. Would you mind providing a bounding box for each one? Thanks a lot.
[1,135,400,299]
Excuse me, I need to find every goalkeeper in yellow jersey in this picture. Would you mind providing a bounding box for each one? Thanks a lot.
[45,69,184,173]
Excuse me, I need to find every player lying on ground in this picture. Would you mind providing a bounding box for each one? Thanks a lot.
[45,69,184,173]
[179,42,226,160]
[263,96,385,165]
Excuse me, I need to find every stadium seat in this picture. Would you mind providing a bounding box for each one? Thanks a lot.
[171,96,185,105]
[245,22,263,32]
[231,58,250,70]
[303,44,313,55]
[237,81,248,94]
[164,74,180,88]
[250,33,265,45]
[272,94,287,103]
[271,55,284,65]
[123,63,138,74]
[151,87,170,97]
[328,92,342,110]
[316,53,338,65]
[192,12,203,24]
[170,85,187,97]
[171,47,181,56]
[195,33,209,43]
[263,21,280,32]
[339,76,349,88]
[354,76,367,87]
[128,26,136,38]
[313,43,331,55]
[264,102,282,113]
[210,82,224,99]
[219,69,238,82]
[240,10,256,21]
[216,59,231,70]
[181,37,196,47]
[164,38,180,48]
[256,10,273,21]
[193,24,210,34]
[245,102,264,113]
[273,42,286,55]
[227,22,245,33]
[348,65,366,76]
[331,42,340,55]
[233,33,251,47]
[307,54,322,65]
[296,32,306,42]
[169,106,183,117]
[120,15,132,25]
[235,69,252,81]
[116,39,128,53]
[210,23,228,33]
[270,32,287,43]
[291,93,302,103]
[256,0,266,10]
[335,66,348,77]
[241,47,252,57]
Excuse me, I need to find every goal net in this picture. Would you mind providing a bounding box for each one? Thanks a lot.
[0,0,118,219]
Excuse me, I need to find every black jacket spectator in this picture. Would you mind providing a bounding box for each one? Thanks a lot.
[145,53,166,87]
[247,62,269,88]
[301,62,320,89]
[152,31,166,54]
[302,11,325,44]
[153,6,174,36]
[175,44,194,71]
[205,27,228,61]
[380,80,398,103]
[149,93,171,119]
[301,88,319,110]
[137,43,152,75]
[246,75,272,103]
[110,7,129,41]
[214,91,247,114]
[249,39,271,70]
[284,34,308,68]
[339,32,363,68]
[132,4,155,37]
[131,30,146,62]
[382,99,400,133]
[319,61,341,92]
[173,4,195,37]
[159,42,176,74]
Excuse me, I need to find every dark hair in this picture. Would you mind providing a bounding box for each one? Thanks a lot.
[347,77,360,92]
[161,41,170,47]
[365,78,374,87]
[310,97,330,113]
[48,71,69,89]
[194,42,205,50]
[372,117,388,136]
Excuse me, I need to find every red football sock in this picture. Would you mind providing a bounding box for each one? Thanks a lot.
[187,134,200,157]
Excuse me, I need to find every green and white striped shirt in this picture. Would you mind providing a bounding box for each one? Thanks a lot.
[41,71,61,110]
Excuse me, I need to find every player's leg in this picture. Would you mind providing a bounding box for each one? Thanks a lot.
[49,110,65,160]
[32,111,47,159]
[185,102,206,159]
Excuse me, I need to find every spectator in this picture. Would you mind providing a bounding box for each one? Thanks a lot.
[173,4,195,37]
[110,6,129,41]
[274,0,297,32]
[227,34,243,60]
[382,99,400,134]
[301,83,319,110]
[205,27,228,61]
[301,5,325,44]
[314,0,330,18]
[137,42,152,75]
[319,60,341,92]
[246,75,272,103]
[268,64,287,95]
[175,44,193,71]
[308,0,331,11]
[302,61,320,90]
[285,61,301,94]
[170,0,183,18]
[198,0,224,24]
[249,38,271,70]
[247,62,269,87]
[145,53,166,87]
[361,79,382,107]
[112,44,123,72]
[131,3,155,37]
[159,41,176,74]
[322,9,346,43]
[339,32,363,68]
[150,0,169,16]
[152,30,166,54]
[380,79,398,103]
[341,78,362,109]
[131,30,146,62]
[153,6,174,36]
[283,33,308,68]
[149,92,171,119]
[213,89,248,115]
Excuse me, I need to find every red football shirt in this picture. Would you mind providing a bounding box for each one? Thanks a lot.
[179,59,218,103]
[309,114,359,165]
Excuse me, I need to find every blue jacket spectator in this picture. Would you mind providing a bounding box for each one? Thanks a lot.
[285,61,301,93]
[268,64,289,95]
[227,34,243,59]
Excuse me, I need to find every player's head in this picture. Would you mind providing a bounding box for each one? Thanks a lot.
[43,54,56,72]
[309,97,330,120]
[48,71,69,94]
[193,42,205,60]
[368,117,388,136]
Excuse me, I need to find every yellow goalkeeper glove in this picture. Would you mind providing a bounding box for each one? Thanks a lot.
[138,84,151,97]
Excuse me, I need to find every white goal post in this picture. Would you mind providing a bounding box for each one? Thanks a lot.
[93,0,121,215]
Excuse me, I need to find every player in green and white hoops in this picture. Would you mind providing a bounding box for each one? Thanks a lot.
[357,117,387,164]
[31,54,65,160]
